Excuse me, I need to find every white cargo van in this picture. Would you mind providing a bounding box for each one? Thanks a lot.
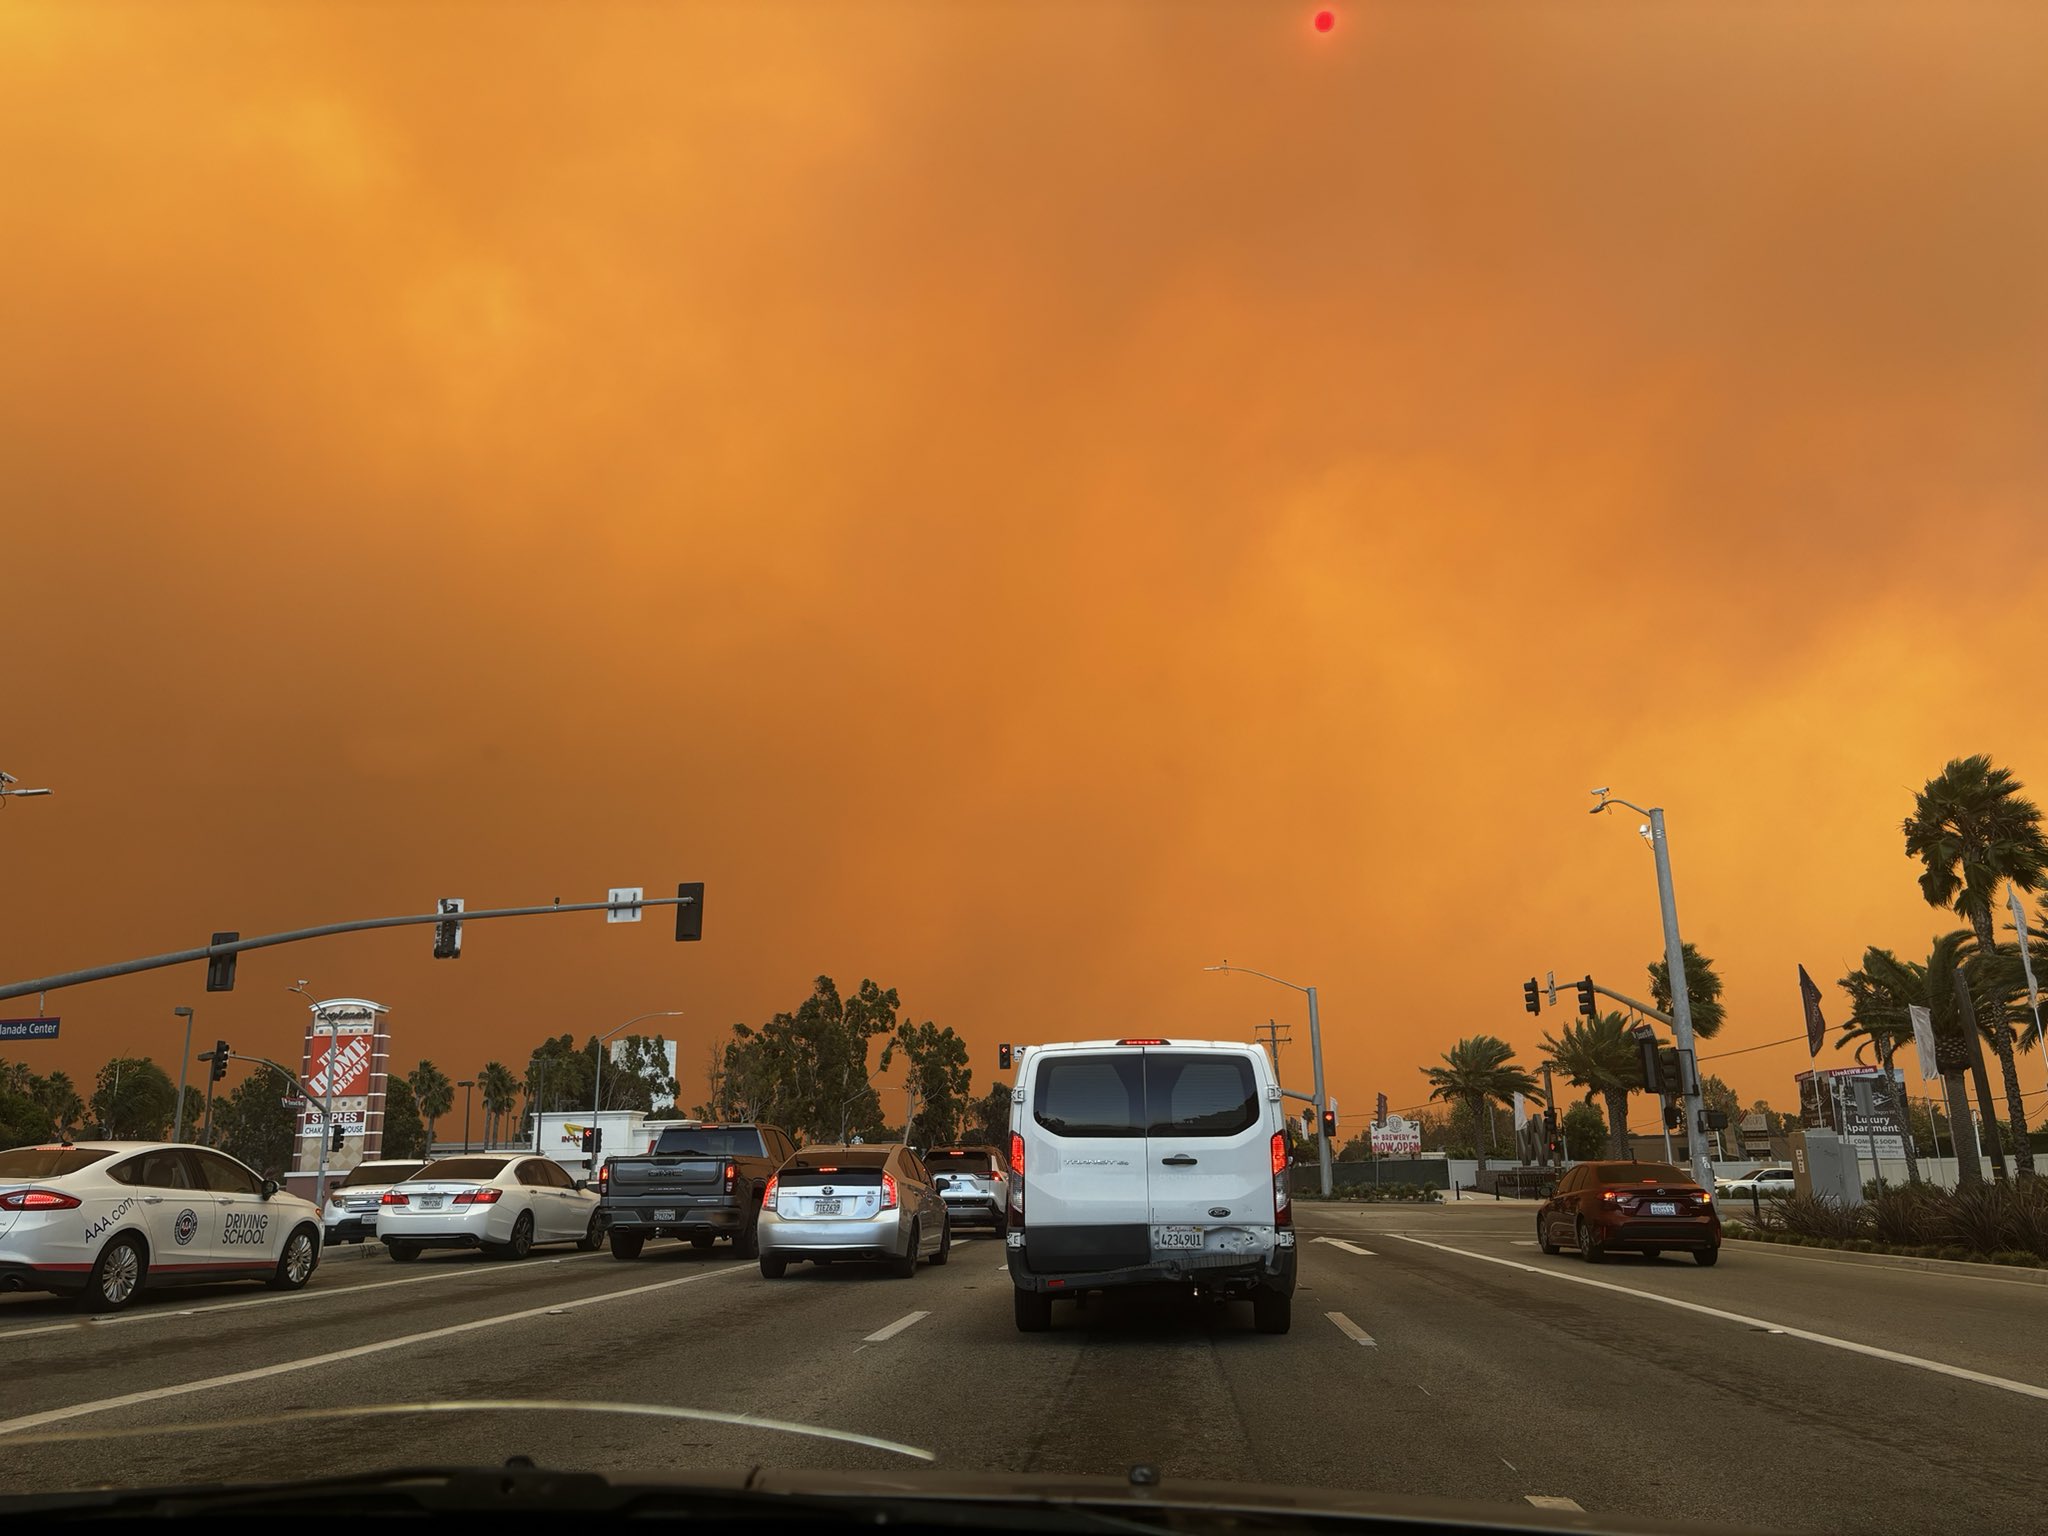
[1004,1038,1297,1334]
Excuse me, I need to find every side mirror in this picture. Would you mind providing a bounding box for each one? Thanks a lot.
[260,1179,279,1199]
[574,1179,589,1192]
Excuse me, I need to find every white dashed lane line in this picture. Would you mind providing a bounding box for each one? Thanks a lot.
[1325,1311,1376,1347]
[1526,1496,1585,1511]
[1312,1237,1376,1257]
[863,1310,931,1344]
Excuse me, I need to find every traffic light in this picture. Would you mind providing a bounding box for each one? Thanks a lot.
[1542,1106,1561,1158]
[1656,1046,1681,1096]
[330,1122,345,1152]
[206,933,239,992]
[1321,1108,1338,1141]
[1522,978,1541,1016]
[210,1042,230,1083]
[581,1127,596,1154]
[998,1043,1013,1071]
[674,881,705,942]
[1575,976,1595,1018]
[1632,1024,1661,1093]
[433,897,464,960]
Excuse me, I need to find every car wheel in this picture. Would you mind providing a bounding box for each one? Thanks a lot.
[1576,1216,1606,1263]
[1694,1247,1720,1267]
[576,1214,604,1253]
[609,1229,645,1261]
[928,1215,951,1267]
[386,1240,422,1263]
[79,1235,146,1312]
[1014,1286,1052,1332]
[760,1255,788,1279]
[1252,1287,1291,1335]
[1537,1215,1560,1256]
[733,1211,761,1260]
[268,1226,319,1291]
[504,1212,535,1261]
[891,1223,921,1278]
[690,1234,715,1252]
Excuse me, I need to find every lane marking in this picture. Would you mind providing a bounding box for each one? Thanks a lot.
[1313,1237,1376,1257]
[1325,1311,1376,1347]
[0,1247,619,1344]
[863,1310,930,1343]
[1527,1496,1584,1511]
[1499,1456,1517,1472]
[1393,1235,2048,1404]
[0,1262,747,1437]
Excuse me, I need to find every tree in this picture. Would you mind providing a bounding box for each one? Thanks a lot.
[1648,942,1726,1040]
[381,1074,426,1160]
[595,1034,678,1115]
[707,976,902,1143]
[410,1061,454,1145]
[957,1082,1011,1149]
[1699,1073,1741,1137]
[1542,1012,1638,1158]
[1560,1101,1610,1162]
[478,1061,518,1147]
[1903,754,2048,1174]
[1835,947,1930,1185]
[888,1019,971,1149]
[214,1071,295,1176]
[89,1057,177,1140]
[1422,1036,1537,1174]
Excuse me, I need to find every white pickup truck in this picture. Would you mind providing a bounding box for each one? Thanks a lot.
[1717,1167,1796,1200]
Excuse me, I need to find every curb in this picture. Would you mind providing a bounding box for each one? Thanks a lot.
[1726,1233,2048,1286]
[318,1238,388,1264]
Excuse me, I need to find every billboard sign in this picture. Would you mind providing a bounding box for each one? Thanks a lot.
[1370,1114,1421,1157]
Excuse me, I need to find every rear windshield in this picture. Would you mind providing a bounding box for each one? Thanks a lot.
[0,1147,113,1180]
[1032,1052,1260,1139]
[411,1157,512,1181]
[786,1148,890,1171]
[1594,1163,1691,1185]
[338,1162,424,1188]
[926,1149,995,1170]
[653,1128,765,1158]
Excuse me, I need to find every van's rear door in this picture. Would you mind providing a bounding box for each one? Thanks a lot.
[1023,1051,1149,1272]
[1143,1051,1272,1236]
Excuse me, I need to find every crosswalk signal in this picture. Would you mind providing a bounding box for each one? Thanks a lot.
[1522,978,1540,1016]
[206,933,240,992]
[674,881,705,942]
[433,898,464,959]
[1575,976,1596,1018]
[1663,1101,1683,1131]
[209,1042,231,1083]
[998,1043,1013,1071]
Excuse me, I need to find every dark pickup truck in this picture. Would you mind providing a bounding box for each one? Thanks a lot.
[598,1121,796,1260]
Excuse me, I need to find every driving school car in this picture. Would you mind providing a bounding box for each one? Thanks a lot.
[0,1141,324,1311]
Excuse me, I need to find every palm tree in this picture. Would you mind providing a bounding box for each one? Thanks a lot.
[410,1061,454,1147]
[1423,1036,1538,1175]
[479,1061,518,1147]
[1834,948,1925,1186]
[1903,754,2048,1174]
[1542,1012,1639,1158]
[1647,943,1726,1039]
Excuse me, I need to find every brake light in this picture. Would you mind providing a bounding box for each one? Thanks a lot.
[1009,1133,1024,1176]
[1116,1038,1169,1046]
[1601,1189,1618,1204]
[1270,1131,1287,1176]
[881,1173,899,1210]
[763,1175,779,1213]
[723,1161,737,1195]
[0,1188,82,1211]
[380,1191,409,1206]
[452,1187,503,1205]
[1271,1131,1291,1228]
[597,1162,610,1193]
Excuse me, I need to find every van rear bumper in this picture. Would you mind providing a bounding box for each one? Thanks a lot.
[1007,1233,1296,1296]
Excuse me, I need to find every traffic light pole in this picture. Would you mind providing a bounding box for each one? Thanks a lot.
[199,1048,337,1202]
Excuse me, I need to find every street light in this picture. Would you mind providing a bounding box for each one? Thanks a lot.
[0,769,53,802]
[171,1007,195,1143]
[289,980,343,1207]
[592,1011,684,1157]
[1204,963,1333,1197]
[458,1079,477,1153]
[1590,788,1713,1191]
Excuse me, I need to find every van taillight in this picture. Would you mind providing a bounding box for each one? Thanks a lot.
[1009,1133,1024,1175]
[1271,1131,1291,1228]
[1008,1132,1025,1228]
[1270,1131,1287,1176]
[763,1175,779,1213]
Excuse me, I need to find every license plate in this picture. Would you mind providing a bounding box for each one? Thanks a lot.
[653,1208,676,1222]
[1157,1226,1203,1250]
[418,1196,443,1210]
[1650,1201,1678,1216]
[813,1198,842,1215]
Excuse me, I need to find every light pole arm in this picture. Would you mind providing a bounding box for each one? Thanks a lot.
[1204,964,1308,994]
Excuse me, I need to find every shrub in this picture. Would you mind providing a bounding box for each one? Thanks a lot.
[1778,1194,1869,1242]
[1871,1186,1943,1247]
[1995,1180,2048,1259]
[1939,1185,2009,1256]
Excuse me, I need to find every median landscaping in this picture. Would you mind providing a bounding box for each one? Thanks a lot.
[1723,1182,2048,1269]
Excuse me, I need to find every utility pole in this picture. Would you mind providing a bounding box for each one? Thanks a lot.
[1539,1063,1558,1168]
[1254,1018,1291,1079]
[171,1006,195,1143]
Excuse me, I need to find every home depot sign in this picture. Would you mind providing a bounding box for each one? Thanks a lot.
[292,999,391,1173]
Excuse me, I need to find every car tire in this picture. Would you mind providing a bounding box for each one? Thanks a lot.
[1537,1215,1560,1256]
[760,1255,788,1279]
[891,1223,921,1279]
[690,1234,715,1252]
[1014,1286,1052,1332]
[1252,1287,1291,1335]
[1694,1247,1720,1267]
[576,1214,604,1253]
[268,1226,319,1291]
[1576,1217,1606,1263]
[609,1229,645,1262]
[503,1212,534,1261]
[79,1235,146,1312]
[386,1240,422,1263]
[733,1211,761,1260]
[928,1216,951,1267]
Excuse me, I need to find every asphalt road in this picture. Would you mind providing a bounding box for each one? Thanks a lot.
[3,1203,2046,1533]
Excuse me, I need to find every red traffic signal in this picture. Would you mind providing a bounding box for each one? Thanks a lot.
[1313,9,1335,32]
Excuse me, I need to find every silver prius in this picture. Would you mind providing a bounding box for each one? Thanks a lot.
[757,1144,949,1279]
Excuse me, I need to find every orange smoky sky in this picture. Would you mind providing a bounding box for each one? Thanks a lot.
[3,1,2046,1128]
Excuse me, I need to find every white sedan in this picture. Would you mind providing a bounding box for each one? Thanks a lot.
[375,1153,604,1262]
[0,1141,323,1311]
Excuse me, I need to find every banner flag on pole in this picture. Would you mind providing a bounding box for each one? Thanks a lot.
[1909,1005,1939,1081]
[1513,1091,1528,1130]
[2012,885,2041,1011]
[1798,964,1827,1057]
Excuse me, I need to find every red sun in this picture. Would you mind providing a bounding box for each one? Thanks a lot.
[1313,9,1335,32]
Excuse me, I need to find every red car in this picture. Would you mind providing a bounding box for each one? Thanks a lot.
[1537,1160,1721,1265]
